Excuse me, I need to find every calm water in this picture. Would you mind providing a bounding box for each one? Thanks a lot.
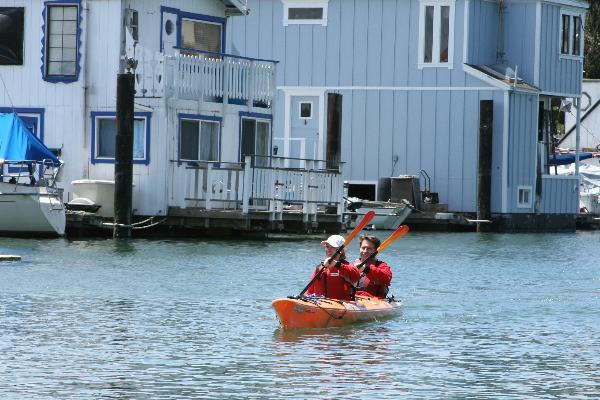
[0,232,598,399]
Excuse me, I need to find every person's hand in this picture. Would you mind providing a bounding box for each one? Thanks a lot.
[323,259,340,269]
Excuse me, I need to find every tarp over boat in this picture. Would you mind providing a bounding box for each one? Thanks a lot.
[0,113,60,166]
[548,152,594,166]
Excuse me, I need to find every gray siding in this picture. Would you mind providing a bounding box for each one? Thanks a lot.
[507,92,538,214]
[539,3,583,95]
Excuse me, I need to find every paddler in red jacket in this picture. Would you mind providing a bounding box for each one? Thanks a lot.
[353,235,392,298]
[306,234,361,301]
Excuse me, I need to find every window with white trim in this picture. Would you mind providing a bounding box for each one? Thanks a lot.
[418,0,455,68]
[560,10,583,58]
[46,4,78,77]
[517,186,532,208]
[180,118,220,162]
[92,113,150,164]
[282,0,329,26]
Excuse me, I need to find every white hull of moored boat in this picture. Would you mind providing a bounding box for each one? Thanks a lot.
[0,182,65,236]
[346,202,412,230]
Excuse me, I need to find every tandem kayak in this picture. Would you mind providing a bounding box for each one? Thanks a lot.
[272,293,403,330]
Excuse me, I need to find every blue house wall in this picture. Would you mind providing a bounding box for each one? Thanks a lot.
[467,0,499,66]
[539,2,583,95]
[228,0,587,216]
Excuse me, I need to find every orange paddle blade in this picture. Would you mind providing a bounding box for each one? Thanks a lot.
[377,225,409,252]
[344,210,375,246]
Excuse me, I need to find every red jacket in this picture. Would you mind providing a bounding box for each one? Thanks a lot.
[354,259,392,298]
[306,260,360,301]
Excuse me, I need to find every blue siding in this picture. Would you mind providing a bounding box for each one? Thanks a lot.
[226,0,580,215]
[507,92,538,213]
[540,176,579,214]
[490,91,507,213]
[468,0,498,65]
[503,3,537,85]
[539,3,583,95]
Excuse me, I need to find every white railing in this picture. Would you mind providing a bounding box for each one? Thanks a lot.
[169,156,344,221]
[134,47,276,106]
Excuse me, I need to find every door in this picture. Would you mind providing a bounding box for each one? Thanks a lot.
[241,117,271,167]
[290,96,320,166]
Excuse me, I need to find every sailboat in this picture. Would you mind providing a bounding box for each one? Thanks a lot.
[0,113,65,236]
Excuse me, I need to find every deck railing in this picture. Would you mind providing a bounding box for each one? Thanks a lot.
[133,47,276,106]
[169,156,344,221]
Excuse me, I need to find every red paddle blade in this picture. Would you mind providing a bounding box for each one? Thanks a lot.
[344,210,375,246]
[377,225,409,252]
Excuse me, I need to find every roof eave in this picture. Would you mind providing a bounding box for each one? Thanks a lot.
[222,0,249,16]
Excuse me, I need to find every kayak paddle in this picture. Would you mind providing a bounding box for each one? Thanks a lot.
[295,210,376,298]
[355,224,410,273]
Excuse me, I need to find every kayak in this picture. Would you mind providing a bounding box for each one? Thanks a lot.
[272,293,403,330]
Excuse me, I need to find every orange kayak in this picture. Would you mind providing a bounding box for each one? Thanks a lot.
[272,294,403,330]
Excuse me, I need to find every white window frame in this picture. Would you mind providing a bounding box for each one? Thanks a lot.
[179,117,221,162]
[282,0,329,26]
[418,0,455,69]
[559,9,584,60]
[517,186,533,208]
[299,101,313,120]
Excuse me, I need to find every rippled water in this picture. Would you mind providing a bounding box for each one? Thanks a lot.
[0,232,598,399]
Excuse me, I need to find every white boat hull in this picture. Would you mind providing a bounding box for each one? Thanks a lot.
[346,202,412,230]
[0,182,65,236]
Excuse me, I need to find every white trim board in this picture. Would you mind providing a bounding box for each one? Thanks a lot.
[278,85,502,91]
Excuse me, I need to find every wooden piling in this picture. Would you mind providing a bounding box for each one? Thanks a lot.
[114,73,135,238]
[326,93,342,171]
[477,100,493,232]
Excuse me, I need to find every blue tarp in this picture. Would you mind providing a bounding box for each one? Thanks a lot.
[548,152,594,166]
[0,113,60,166]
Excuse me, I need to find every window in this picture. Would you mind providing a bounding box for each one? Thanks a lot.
[181,18,222,53]
[560,11,583,58]
[0,7,24,65]
[240,114,271,167]
[42,1,81,82]
[125,8,139,42]
[282,1,329,26]
[517,186,532,208]
[418,1,454,68]
[91,112,151,164]
[0,108,45,174]
[179,115,221,162]
[299,102,312,119]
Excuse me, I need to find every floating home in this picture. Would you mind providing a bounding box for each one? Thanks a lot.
[0,0,344,236]
[228,0,589,231]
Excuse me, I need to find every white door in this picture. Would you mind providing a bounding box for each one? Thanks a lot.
[290,96,320,166]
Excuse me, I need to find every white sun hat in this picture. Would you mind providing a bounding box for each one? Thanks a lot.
[320,234,345,248]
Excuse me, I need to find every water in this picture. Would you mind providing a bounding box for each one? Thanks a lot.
[0,232,598,399]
